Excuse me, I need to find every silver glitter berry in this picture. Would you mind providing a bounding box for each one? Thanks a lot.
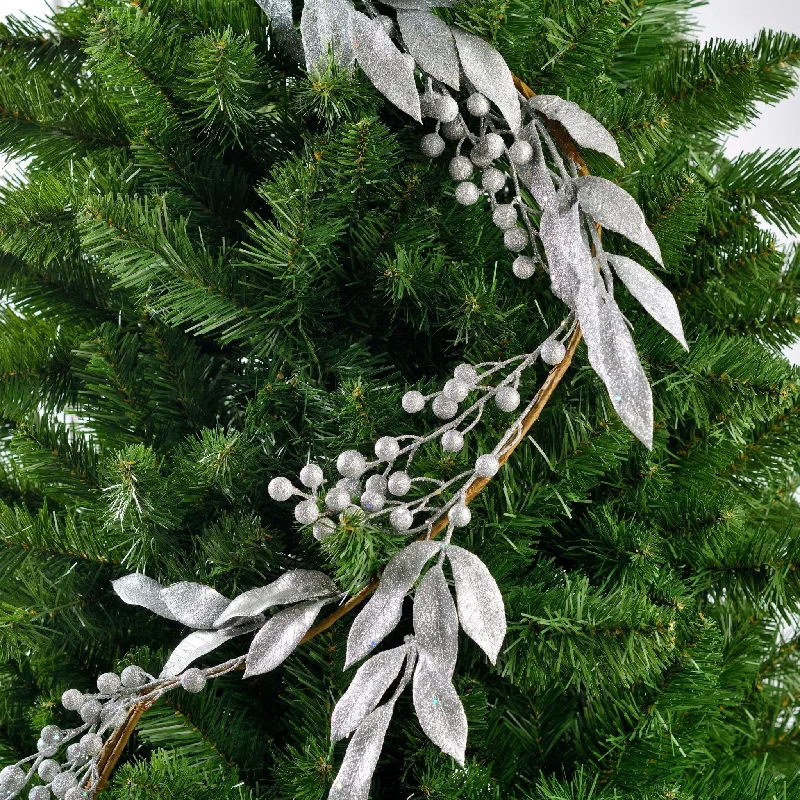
[97,672,121,695]
[481,167,506,194]
[402,390,425,413]
[180,668,207,693]
[78,699,102,724]
[37,739,58,757]
[38,760,61,782]
[492,204,517,230]
[441,118,468,140]
[121,665,148,688]
[375,436,400,461]
[421,133,446,158]
[448,156,473,181]
[434,96,459,123]
[541,339,567,365]
[483,133,505,161]
[65,743,84,763]
[29,786,51,800]
[366,474,388,494]
[61,689,83,712]
[387,472,412,496]
[299,464,324,488]
[449,504,472,527]
[40,725,62,746]
[466,92,491,117]
[512,256,536,279]
[313,518,336,540]
[268,477,295,502]
[390,507,414,531]
[442,379,469,403]
[494,386,521,412]
[441,429,464,453]
[455,182,480,206]
[337,450,367,478]
[454,364,478,384]
[360,491,386,512]
[64,788,86,800]
[474,454,500,478]
[432,396,458,419]
[508,140,533,165]
[79,732,103,756]
[0,766,25,793]
[503,228,528,252]
[294,500,320,524]
[51,772,77,798]
[325,487,351,513]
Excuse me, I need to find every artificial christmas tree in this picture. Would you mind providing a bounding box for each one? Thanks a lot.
[1,0,800,798]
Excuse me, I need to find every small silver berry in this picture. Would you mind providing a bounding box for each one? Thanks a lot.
[482,167,506,194]
[78,699,102,725]
[495,386,521,412]
[375,436,400,461]
[503,227,529,252]
[366,474,388,494]
[402,390,425,413]
[268,477,294,502]
[432,396,458,419]
[50,772,77,799]
[389,507,414,531]
[512,256,536,279]
[38,759,61,782]
[64,788,87,800]
[325,487,351,513]
[79,732,103,756]
[508,140,533,165]
[40,725,63,746]
[0,766,25,793]
[299,464,324,489]
[449,504,472,527]
[360,491,386,512]
[541,339,567,365]
[475,453,500,478]
[492,204,518,230]
[312,518,336,540]
[337,450,367,478]
[448,156,473,181]
[454,364,478,384]
[29,786,51,800]
[441,118,468,140]
[180,668,207,694]
[96,672,121,695]
[387,472,412,496]
[443,379,470,403]
[441,429,465,453]
[294,500,319,524]
[120,665,148,688]
[466,93,491,117]
[434,95,459,123]
[61,689,83,712]
[455,181,480,206]
[421,133,446,158]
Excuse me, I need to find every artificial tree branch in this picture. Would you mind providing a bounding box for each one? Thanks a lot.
[90,74,589,796]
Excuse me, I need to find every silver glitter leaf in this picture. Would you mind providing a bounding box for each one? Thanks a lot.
[160,582,230,629]
[529,96,623,165]
[517,132,557,212]
[412,655,467,765]
[160,621,261,678]
[397,10,459,90]
[331,645,407,742]
[539,200,590,306]
[244,598,328,677]
[576,177,664,266]
[349,10,422,122]
[579,284,654,449]
[256,0,303,64]
[112,573,176,621]
[300,0,355,72]
[451,27,521,133]
[328,703,395,800]
[213,570,338,628]
[382,0,454,7]
[606,254,687,350]
[346,540,441,668]
[413,564,458,674]
[446,545,506,664]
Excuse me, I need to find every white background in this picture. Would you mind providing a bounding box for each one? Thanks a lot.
[0,0,798,347]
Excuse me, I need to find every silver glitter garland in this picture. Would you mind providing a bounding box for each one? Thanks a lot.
[0,9,693,800]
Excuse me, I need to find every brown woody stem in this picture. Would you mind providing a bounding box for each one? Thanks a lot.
[92,72,587,796]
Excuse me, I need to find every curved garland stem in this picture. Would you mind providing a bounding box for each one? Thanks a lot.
[91,75,587,795]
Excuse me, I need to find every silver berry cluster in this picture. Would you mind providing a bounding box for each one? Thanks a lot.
[268,323,572,538]
[0,661,232,800]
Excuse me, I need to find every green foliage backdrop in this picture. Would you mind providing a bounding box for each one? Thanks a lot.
[0,0,799,797]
